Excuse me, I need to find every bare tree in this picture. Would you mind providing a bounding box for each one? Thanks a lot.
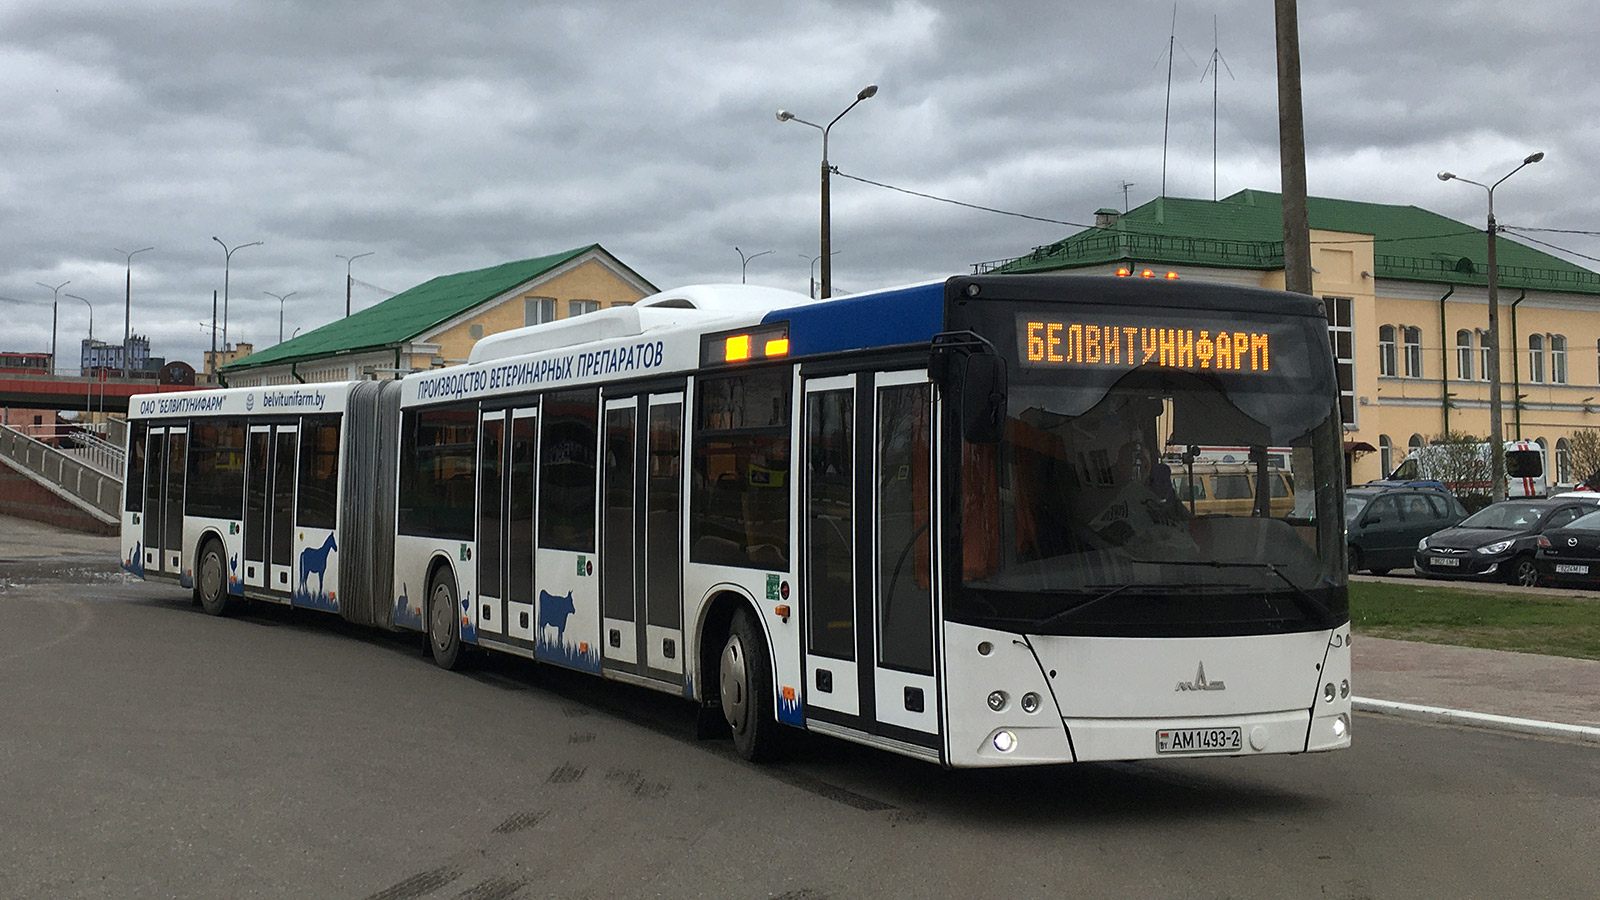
[1566,429,1600,489]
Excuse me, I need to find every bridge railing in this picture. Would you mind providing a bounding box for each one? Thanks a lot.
[0,422,122,525]
[17,423,126,476]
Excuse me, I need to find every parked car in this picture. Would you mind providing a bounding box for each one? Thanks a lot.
[1535,508,1600,587]
[1414,497,1600,586]
[1345,485,1468,575]
[1170,463,1295,518]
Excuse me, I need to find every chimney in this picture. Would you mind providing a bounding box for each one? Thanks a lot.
[1094,207,1121,228]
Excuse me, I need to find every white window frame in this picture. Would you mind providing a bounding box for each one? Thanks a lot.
[1378,324,1397,377]
[1551,334,1568,385]
[1403,326,1423,378]
[1529,333,1546,384]
[1456,329,1474,380]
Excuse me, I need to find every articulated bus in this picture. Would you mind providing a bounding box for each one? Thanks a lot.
[122,274,1352,767]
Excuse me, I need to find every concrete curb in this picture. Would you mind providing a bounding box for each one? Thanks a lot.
[1354,697,1600,745]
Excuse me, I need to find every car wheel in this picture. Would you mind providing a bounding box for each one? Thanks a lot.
[1369,567,1391,576]
[1347,547,1363,575]
[1510,555,1539,587]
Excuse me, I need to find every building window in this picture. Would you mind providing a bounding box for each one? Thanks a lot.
[1409,434,1427,452]
[1325,297,1355,426]
[569,299,600,318]
[1557,437,1573,484]
[1378,325,1398,377]
[1378,434,1394,476]
[1403,326,1423,378]
[1551,334,1568,384]
[1478,330,1492,382]
[1456,330,1474,380]
[1528,333,1546,384]
[525,297,555,326]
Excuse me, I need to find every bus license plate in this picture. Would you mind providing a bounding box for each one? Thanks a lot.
[1555,564,1589,574]
[1156,727,1242,754]
[1430,557,1460,567]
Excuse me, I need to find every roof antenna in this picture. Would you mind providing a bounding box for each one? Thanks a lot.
[1161,4,1177,198]
[1119,181,1137,213]
[1200,14,1235,201]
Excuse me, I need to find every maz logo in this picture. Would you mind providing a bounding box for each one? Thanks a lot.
[1175,662,1226,692]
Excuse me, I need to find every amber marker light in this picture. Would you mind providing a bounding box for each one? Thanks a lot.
[1140,269,1156,278]
[1115,267,1131,277]
[725,334,751,361]
[764,337,790,357]
[1165,271,1180,279]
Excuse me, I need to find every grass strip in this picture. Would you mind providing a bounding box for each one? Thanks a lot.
[1351,581,1600,661]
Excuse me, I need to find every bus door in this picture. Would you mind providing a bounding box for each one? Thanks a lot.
[502,408,539,647]
[802,372,939,749]
[642,392,685,683]
[868,373,938,746]
[601,394,642,670]
[268,425,298,594]
[243,423,299,596]
[476,411,507,637]
[141,424,187,576]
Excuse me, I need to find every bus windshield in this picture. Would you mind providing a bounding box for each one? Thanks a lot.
[953,338,1347,638]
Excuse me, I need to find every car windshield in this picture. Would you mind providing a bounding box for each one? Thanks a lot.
[1459,503,1546,530]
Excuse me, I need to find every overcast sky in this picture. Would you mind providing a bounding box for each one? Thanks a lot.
[2,0,1596,372]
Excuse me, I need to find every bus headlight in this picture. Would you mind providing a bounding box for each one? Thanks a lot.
[993,730,1017,752]
[987,691,1009,712]
[1332,714,1349,738]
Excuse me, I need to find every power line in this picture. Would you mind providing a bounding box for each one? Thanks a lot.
[1500,228,1600,265]
[1502,226,1600,237]
[831,169,1094,229]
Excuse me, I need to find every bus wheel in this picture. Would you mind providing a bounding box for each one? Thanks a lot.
[196,538,232,617]
[1510,555,1539,587]
[1347,547,1363,575]
[428,569,463,671]
[719,607,779,762]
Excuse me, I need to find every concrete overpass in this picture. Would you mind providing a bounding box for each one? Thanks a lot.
[0,373,204,414]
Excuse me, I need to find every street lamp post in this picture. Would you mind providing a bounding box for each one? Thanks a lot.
[64,293,94,414]
[777,83,878,299]
[337,252,374,317]
[1438,150,1545,502]
[36,280,69,376]
[801,252,838,299]
[735,247,774,284]
[115,246,154,379]
[213,236,262,349]
[265,291,297,343]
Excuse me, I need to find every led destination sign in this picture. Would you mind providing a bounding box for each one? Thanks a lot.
[1019,316,1272,372]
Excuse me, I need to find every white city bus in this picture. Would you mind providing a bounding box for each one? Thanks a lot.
[122,274,1352,767]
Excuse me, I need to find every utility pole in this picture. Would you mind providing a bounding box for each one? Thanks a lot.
[1274,0,1312,297]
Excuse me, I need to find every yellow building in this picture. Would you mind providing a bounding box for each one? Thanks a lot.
[986,191,1600,486]
[220,245,654,387]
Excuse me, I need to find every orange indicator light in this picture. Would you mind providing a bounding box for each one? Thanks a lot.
[764,338,789,357]
[1140,269,1156,278]
[725,334,751,361]
[1115,267,1131,277]
[1165,271,1180,279]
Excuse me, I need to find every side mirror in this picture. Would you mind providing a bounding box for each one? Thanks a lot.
[961,353,1008,444]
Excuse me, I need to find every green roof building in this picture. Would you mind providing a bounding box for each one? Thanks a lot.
[981,190,1600,487]
[221,244,655,387]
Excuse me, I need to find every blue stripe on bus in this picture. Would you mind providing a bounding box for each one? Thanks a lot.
[762,281,946,358]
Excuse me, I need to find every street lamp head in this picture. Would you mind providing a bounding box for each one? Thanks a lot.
[1436,171,1456,182]
[776,110,794,122]
[857,84,878,101]
[1524,151,1545,165]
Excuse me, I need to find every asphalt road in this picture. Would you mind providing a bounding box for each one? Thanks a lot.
[2,557,1598,899]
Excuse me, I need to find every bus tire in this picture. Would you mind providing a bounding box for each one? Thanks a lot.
[196,538,232,617]
[428,568,464,671]
[719,607,779,762]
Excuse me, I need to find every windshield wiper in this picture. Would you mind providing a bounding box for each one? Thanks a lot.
[1126,558,1335,622]
[1029,581,1238,632]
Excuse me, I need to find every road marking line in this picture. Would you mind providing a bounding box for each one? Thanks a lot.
[1354,697,1600,744]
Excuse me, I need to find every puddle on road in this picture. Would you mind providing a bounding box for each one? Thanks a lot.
[0,557,131,592]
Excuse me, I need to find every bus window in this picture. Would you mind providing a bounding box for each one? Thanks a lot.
[399,406,477,541]
[125,421,147,512]
[876,382,932,674]
[298,415,341,530]
[186,418,246,520]
[691,368,791,570]
[538,389,599,552]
